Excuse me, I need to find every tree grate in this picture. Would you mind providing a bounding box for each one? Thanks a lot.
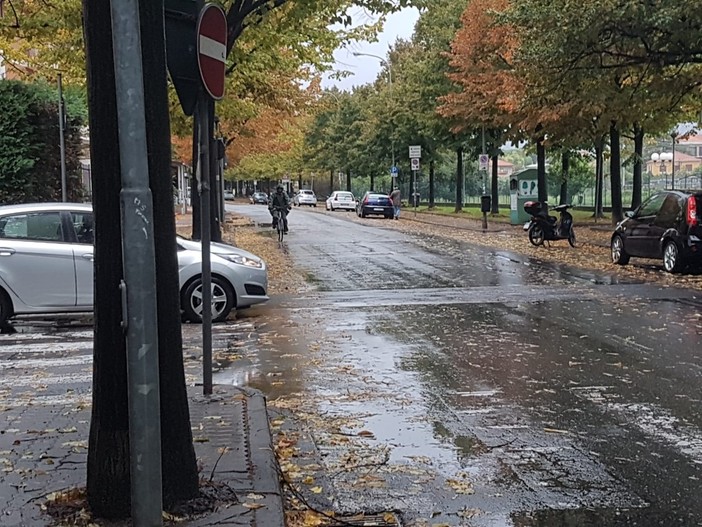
[326,512,402,527]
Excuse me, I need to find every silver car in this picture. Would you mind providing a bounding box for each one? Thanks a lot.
[325,191,356,211]
[0,203,268,325]
[294,189,317,207]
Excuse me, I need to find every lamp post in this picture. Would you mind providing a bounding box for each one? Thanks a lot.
[670,131,678,190]
[352,52,395,175]
[57,73,67,202]
[651,152,673,189]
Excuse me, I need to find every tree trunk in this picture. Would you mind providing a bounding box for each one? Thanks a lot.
[594,138,605,218]
[632,123,644,209]
[490,154,499,214]
[329,169,334,194]
[346,169,351,192]
[455,147,463,213]
[84,0,130,515]
[84,0,199,518]
[370,173,374,192]
[536,137,547,203]
[610,121,623,224]
[429,159,435,209]
[560,151,569,205]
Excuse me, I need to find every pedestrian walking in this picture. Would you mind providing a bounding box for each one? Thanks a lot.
[389,186,401,220]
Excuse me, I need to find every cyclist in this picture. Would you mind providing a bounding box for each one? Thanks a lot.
[268,184,291,233]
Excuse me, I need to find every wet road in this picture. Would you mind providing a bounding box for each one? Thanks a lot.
[229,203,702,526]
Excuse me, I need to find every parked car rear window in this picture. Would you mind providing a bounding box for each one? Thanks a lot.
[0,212,63,241]
[655,194,683,227]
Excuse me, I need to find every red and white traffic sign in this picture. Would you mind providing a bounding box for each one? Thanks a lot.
[196,4,227,100]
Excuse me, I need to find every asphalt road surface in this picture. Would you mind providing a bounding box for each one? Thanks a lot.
[229,203,702,526]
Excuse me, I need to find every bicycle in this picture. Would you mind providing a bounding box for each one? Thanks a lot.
[272,208,286,242]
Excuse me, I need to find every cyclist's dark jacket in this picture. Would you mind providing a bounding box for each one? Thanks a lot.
[269,191,290,210]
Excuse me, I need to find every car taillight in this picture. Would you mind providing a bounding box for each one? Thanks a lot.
[687,196,698,226]
[363,197,368,204]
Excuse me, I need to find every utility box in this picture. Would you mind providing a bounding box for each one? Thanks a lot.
[510,168,538,225]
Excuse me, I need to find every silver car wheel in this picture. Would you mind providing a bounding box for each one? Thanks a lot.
[663,241,682,273]
[183,277,234,323]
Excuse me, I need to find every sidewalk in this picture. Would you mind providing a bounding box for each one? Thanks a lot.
[0,348,284,526]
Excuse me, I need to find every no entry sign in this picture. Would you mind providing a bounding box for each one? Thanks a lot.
[196,4,227,100]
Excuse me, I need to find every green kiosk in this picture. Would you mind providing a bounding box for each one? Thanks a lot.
[509,168,538,225]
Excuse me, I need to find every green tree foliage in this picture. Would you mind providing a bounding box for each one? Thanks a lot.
[0,79,84,203]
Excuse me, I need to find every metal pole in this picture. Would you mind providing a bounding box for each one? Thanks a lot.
[671,135,676,190]
[389,64,395,175]
[58,73,67,202]
[109,0,163,525]
[198,94,213,396]
[413,170,417,217]
[481,125,487,194]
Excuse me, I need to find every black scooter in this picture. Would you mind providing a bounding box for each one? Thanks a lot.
[523,201,576,247]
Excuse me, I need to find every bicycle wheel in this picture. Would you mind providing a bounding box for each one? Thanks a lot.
[277,215,284,242]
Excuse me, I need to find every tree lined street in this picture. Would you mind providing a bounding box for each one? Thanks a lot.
[232,205,702,525]
[2,0,702,524]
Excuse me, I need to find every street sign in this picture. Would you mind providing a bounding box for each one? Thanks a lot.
[409,145,422,159]
[391,165,398,175]
[165,0,200,116]
[411,158,420,171]
[479,154,489,171]
[196,4,227,100]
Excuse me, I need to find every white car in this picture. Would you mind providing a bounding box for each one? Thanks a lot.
[294,189,317,207]
[0,203,268,325]
[325,191,356,212]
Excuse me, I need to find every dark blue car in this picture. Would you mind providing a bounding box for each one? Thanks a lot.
[356,192,394,219]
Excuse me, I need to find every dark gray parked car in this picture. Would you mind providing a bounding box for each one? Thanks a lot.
[611,190,702,273]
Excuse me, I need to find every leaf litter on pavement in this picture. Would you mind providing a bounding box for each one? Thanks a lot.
[180,211,702,526]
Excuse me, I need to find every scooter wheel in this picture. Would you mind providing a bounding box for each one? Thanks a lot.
[528,224,545,246]
[568,229,577,248]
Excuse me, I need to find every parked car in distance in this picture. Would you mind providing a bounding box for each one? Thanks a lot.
[294,189,318,207]
[356,192,394,219]
[250,192,268,205]
[611,190,702,273]
[0,203,269,325]
[326,191,356,212]
[223,190,235,200]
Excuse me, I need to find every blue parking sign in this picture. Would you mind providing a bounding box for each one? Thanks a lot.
[391,165,398,175]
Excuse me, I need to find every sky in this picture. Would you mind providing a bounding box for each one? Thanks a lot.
[321,7,420,92]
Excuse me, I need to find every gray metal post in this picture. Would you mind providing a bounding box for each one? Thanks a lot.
[413,170,417,217]
[197,95,213,395]
[109,1,163,525]
[671,132,676,190]
[58,73,67,202]
[481,125,487,194]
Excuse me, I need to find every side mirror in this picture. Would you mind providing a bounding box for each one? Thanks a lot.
[625,211,635,218]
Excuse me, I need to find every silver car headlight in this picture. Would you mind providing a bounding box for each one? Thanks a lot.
[221,254,263,268]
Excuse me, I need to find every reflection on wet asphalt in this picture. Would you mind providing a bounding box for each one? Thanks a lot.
[225,205,702,525]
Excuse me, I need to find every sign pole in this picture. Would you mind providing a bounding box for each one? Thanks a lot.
[197,94,213,396]
[413,170,417,217]
[196,2,227,396]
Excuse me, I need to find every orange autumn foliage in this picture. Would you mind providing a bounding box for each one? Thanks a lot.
[438,0,524,132]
